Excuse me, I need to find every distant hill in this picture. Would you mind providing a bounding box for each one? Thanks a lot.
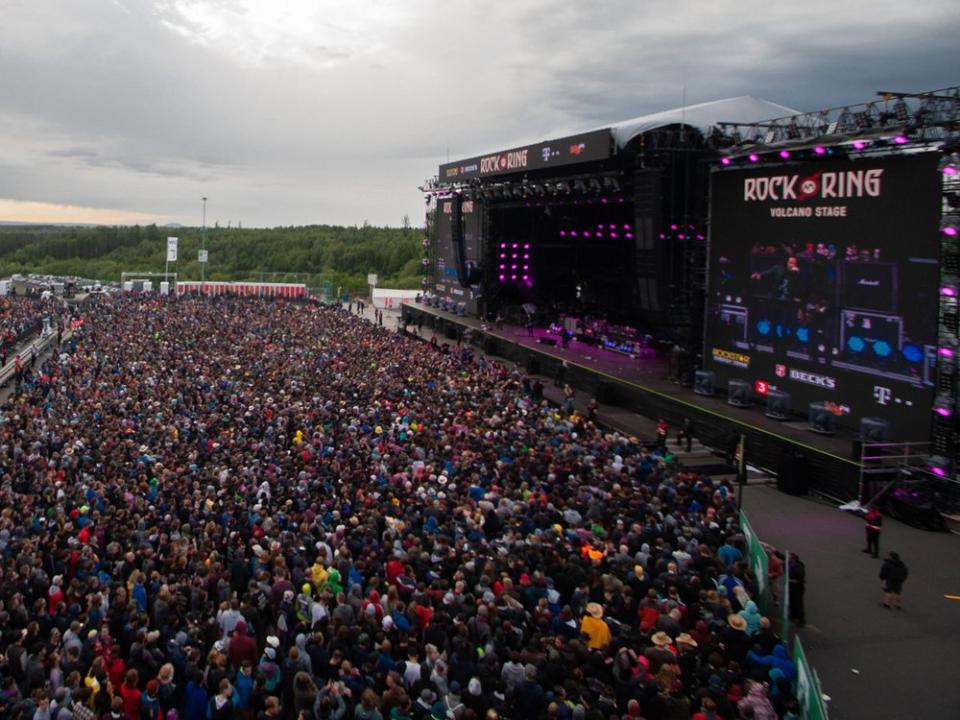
[0,223,423,294]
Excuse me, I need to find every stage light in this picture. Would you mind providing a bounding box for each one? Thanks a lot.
[500,243,506,249]
[618,198,625,203]
[523,253,529,259]
[596,232,603,238]
[670,224,678,230]
[941,287,957,297]
[511,264,517,270]
[522,275,529,281]
[608,224,616,229]
[511,253,517,259]
[902,344,923,363]
[756,319,771,336]
[721,157,732,166]
[893,135,909,145]
[944,165,958,177]
[935,406,952,417]
[570,231,578,237]
[512,243,518,248]
[873,340,892,358]
[511,275,517,280]
[583,231,591,237]
[779,150,791,159]
[611,232,618,238]
[931,465,947,477]
[499,253,505,259]
[847,336,866,352]
[677,233,685,239]
[942,224,958,237]
[498,275,505,282]
[938,347,954,358]
[748,153,760,162]
[626,233,633,239]
[523,243,530,249]
[796,327,809,342]
[623,224,631,230]
[601,197,608,204]
[814,146,826,155]
[523,265,528,270]
[853,141,867,150]
[559,230,566,237]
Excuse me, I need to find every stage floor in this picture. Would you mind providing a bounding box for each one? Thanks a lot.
[404,302,861,469]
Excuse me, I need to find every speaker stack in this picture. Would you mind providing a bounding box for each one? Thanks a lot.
[727,379,751,408]
[807,402,836,435]
[694,370,716,396]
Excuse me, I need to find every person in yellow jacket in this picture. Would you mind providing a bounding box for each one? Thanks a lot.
[580,603,612,649]
[309,559,329,589]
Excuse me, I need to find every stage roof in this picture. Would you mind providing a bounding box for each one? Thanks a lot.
[609,96,798,148]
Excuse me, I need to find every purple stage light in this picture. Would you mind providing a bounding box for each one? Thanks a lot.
[618,197,625,203]
[522,275,529,281]
[500,243,506,248]
[609,224,616,229]
[559,230,567,236]
[894,135,908,145]
[931,466,947,477]
[939,347,954,358]
[511,274,517,280]
[601,197,608,204]
[696,234,705,240]
[523,243,530,249]
[941,287,957,297]
[523,253,529,259]
[610,232,618,238]
[498,274,505,281]
[624,224,631,230]
[779,150,791,159]
[511,264,517,269]
[571,231,578,237]
[523,265,529,270]
[626,233,633,239]
[584,231,591,237]
[499,264,505,270]
[853,141,866,150]
[670,224,678,230]
[721,157,732,166]
[499,253,505,259]
[596,232,603,238]
[677,233,685,240]
[943,226,958,237]
[512,243,518,248]
[935,406,952,417]
[748,153,760,162]
[944,165,958,176]
[814,146,826,155]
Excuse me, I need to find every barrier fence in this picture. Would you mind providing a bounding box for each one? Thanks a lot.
[741,510,829,720]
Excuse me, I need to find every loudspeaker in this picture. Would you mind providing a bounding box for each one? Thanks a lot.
[538,337,557,347]
[860,416,890,443]
[807,402,836,434]
[727,379,751,408]
[694,370,716,396]
[525,354,540,375]
[765,390,791,420]
[777,450,808,495]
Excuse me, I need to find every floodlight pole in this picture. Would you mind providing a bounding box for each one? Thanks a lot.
[201,197,208,291]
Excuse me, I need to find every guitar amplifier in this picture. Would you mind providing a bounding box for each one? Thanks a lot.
[840,262,897,314]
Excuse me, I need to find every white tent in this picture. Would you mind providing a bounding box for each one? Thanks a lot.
[609,96,799,149]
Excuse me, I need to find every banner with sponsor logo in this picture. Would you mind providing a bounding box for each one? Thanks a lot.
[438,129,612,182]
[705,153,941,439]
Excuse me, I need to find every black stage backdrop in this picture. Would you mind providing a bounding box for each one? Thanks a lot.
[433,197,481,315]
[705,152,942,440]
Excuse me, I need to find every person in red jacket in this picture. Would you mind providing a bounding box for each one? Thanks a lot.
[119,669,141,720]
[227,621,258,670]
[863,507,883,558]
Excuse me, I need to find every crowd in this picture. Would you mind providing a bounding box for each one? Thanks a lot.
[0,295,801,720]
[0,295,62,359]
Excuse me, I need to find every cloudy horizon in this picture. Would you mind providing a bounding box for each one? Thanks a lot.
[1,0,957,228]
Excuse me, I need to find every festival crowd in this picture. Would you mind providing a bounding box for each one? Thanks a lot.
[0,295,800,720]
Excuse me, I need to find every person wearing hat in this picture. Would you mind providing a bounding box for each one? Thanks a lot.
[879,551,909,610]
[722,614,751,664]
[579,603,612,650]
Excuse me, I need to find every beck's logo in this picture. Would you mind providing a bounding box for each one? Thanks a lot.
[788,368,837,389]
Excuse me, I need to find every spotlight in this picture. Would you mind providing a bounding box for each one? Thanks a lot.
[893,135,909,145]
[721,157,732,166]
[748,153,760,163]
[779,150,791,159]
[852,141,867,150]
[940,287,957,297]
[814,146,826,155]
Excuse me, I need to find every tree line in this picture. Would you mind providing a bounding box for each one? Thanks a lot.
[0,223,424,295]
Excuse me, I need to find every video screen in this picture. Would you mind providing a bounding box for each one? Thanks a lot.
[705,153,942,440]
[432,198,480,315]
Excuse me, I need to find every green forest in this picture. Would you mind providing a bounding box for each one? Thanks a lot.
[0,223,424,295]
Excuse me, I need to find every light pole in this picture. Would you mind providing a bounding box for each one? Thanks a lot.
[201,197,208,292]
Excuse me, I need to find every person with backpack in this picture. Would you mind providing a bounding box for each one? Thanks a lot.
[880,551,909,610]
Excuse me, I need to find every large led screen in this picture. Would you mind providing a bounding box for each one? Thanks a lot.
[705,153,942,440]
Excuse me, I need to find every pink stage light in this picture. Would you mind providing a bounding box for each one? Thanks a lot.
[748,153,760,162]
[894,135,908,145]
[935,406,952,417]
[523,243,530,249]
[814,146,826,155]
[779,150,791,159]
[941,287,957,297]
[853,141,866,150]
[931,466,947,477]
[625,233,633,239]
[721,157,732,166]
[938,347,954,358]
[943,165,958,176]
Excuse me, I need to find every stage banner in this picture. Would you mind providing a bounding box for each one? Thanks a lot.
[705,153,942,440]
[794,635,829,720]
[439,128,612,182]
[166,237,178,262]
[739,510,769,613]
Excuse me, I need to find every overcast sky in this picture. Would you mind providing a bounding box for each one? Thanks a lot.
[0,0,957,227]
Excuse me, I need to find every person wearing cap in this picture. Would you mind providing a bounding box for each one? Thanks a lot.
[579,603,612,650]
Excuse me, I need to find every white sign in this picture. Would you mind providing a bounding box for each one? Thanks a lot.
[198,249,208,263]
[166,237,178,262]
[367,273,378,286]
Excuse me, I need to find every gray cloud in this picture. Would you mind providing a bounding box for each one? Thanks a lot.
[0,0,957,226]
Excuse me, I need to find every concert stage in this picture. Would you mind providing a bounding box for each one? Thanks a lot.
[403,301,862,500]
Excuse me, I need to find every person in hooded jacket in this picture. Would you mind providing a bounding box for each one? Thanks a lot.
[745,645,796,683]
[737,680,777,720]
[737,601,762,636]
